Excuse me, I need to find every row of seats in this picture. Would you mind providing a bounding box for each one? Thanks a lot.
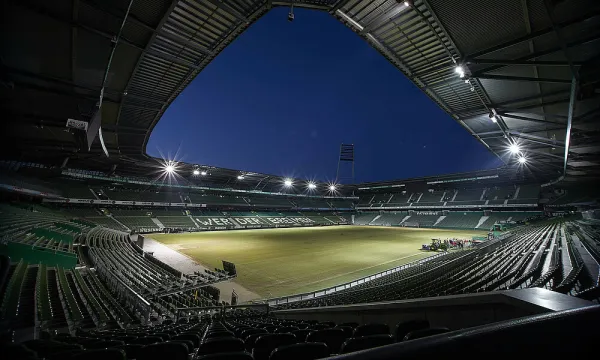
[358,184,540,208]
[277,222,584,308]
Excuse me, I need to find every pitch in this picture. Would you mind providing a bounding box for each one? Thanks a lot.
[150,226,487,298]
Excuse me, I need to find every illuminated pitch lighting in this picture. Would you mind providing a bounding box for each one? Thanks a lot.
[329,184,337,191]
[193,169,200,176]
[454,65,465,78]
[237,175,244,180]
[200,171,207,176]
[307,182,317,189]
[518,156,527,164]
[165,165,175,173]
[509,143,520,154]
[284,179,293,187]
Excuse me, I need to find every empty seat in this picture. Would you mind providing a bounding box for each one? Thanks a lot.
[244,332,269,351]
[166,340,194,353]
[114,344,143,359]
[151,333,171,341]
[86,340,125,349]
[241,328,267,339]
[269,342,330,360]
[275,326,299,333]
[204,331,234,339]
[340,335,394,354]
[395,319,430,341]
[339,322,359,328]
[137,342,188,360]
[306,328,348,353]
[172,333,200,348]
[404,327,450,341]
[334,326,354,338]
[197,352,253,360]
[353,323,390,337]
[253,333,297,360]
[70,349,127,360]
[292,329,312,342]
[197,337,244,356]
[131,336,162,345]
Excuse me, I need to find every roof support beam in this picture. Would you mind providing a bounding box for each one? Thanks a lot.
[329,0,352,14]
[80,0,214,55]
[509,131,564,148]
[474,74,572,84]
[465,10,600,59]
[453,89,571,116]
[204,0,249,23]
[497,112,564,125]
[272,1,330,11]
[466,59,581,67]
[470,32,600,78]
[359,2,410,35]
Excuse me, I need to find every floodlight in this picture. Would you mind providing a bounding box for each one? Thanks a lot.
[165,165,175,173]
[284,179,293,187]
[329,184,337,191]
[200,171,207,176]
[491,116,497,123]
[307,182,317,189]
[193,169,200,175]
[518,156,527,164]
[509,144,520,154]
[454,65,465,78]
[237,175,244,180]
[404,1,411,6]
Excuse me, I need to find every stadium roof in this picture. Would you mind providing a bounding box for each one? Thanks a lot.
[2,0,599,186]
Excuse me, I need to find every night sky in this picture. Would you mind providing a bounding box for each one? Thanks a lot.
[147,8,502,184]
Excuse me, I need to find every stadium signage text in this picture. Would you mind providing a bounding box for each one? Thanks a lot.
[196,218,233,226]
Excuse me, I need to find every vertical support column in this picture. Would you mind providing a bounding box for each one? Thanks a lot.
[563,76,577,176]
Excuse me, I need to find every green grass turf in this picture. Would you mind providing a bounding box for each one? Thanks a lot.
[150,226,487,298]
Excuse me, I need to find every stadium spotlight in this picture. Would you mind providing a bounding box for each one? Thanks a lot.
[403,0,411,7]
[165,164,175,173]
[237,175,244,180]
[518,156,527,164]
[329,184,337,191]
[454,65,466,78]
[200,171,207,176]
[284,179,293,187]
[307,182,317,190]
[489,109,498,123]
[193,169,200,176]
[509,143,520,154]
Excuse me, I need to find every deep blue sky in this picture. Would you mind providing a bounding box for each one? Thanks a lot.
[148,8,501,183]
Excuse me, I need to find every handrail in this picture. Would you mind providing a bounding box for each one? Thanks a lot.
[264,236,506,306]
[263,251,450,306]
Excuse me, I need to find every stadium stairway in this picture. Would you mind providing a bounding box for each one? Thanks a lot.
[150,218,165,230]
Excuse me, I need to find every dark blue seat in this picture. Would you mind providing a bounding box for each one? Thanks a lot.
[404,327,450,341]
[137,342,188,360]
[197,337,244,356]
[340,335,394,354]
[306,328,348,353]
[269,342,330,360]
[253,333,297,360]
[353,323,390,337]
[395,319,430,341]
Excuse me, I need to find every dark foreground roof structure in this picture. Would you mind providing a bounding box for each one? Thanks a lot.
[2,0,599,185]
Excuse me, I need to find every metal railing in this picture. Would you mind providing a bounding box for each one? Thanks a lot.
[262,251,450,306]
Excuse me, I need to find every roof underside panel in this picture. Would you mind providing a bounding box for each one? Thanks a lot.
[1,0,598,186]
